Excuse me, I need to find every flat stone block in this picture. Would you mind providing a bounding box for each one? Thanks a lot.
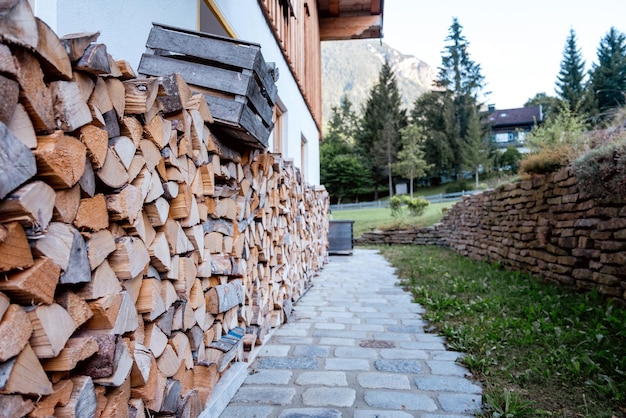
[354,411,414,418]
[276,337,314,345]
[257,357,319,370]
[415,376,482,394]
[349,324,385,332]
[325,358,370,371]
[319,337,356,346]
[374,359,423,373]
[245,369,292,385]
[372,332,411,341]
[379,348,429,360]
[296,371,347,386]
[357,372,411,389]
[231,387,296,405]
[279,408,342,418]
[293,345,330,357]
[364,390,437,411]
[312,330,368,339]
[426,360,470,376]
[398,341,447,351]
[431,351,464,360]
[314,323,345,330]
[335,346,377,359]
[302,387,356,407]
[438,393,482,414]
[387,325,425,333]
[274,328,309,337]
[259,344,291,357]
[330,317,361,324]
[219,406,274,417]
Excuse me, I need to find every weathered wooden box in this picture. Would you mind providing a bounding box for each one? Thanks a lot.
[138,23,277,148]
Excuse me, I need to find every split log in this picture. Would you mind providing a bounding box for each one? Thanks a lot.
[111,291,139,335]
[0,121,36,199]
[0,304,32,362]
[54,376,96,418]
[96,148,129,189]
[85,292,122,330]
[105,78,126,119]
[93,338,132,387]
[60,31,100,61]
[86,228,116,269]
[31,222,91,285]
[0,180,55,234]
[158,73,192,114]
[170,331,193,370]
[0,221,33,272]
[53,184,81,223]
[35,17,72,79]
[106,184,143,224]
[160,378,181,414]
[110,135,136,170]
[13,46,55,132]
[148,231,172,273]
[124,78,159,115]
[136,278,166,321]
[185,93,213,123]
[145,197,170,227]
[50,80,92,132]
[129,341,151,387]
[116,60,136,80]
[78,124,109,170]
[0,73,18,125]
[101,375,130,418]
[130,356,165,413]
[0,0,37,48]
[0,343,53,396]
[0,394,34,417]
[109,236,150,280]
[27,303,76,358]
[7,103,37,149]
[144,322,168,358]
[74,193,109,231]
[143,114,171,149]
[29,379,73,417]
[79,157,96,197]
[191,362,218,404]
[34,131,87,189]
[75,43,111,75]
[41,336,98,372]
[56,291,93,328]
[156,344,179,377]
[0,257,59,305]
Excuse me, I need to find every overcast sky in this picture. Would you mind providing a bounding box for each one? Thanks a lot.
[382,0,626,109]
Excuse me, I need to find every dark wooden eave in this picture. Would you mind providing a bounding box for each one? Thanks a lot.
[318,0,383,40]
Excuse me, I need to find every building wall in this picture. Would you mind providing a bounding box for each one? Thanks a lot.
[32,0,321,185]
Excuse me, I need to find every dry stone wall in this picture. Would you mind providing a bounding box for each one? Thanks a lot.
[357,167,626,303]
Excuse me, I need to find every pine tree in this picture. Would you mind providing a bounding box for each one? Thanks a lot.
[393,124,431,198]
[588,27,626,121]
[556,29,586,113]
[357,59,408,199]
[436,17,488,180]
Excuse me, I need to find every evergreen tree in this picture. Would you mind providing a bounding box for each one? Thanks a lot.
[357,59,408,199]
[525,92,563,122]
[393,124,431,198]
[320,96,370,203]
[588,27,626,121]
[556,29,586,113]
[435,17,488,179]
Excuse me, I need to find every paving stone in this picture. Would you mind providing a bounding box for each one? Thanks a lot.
[257,357,319,370]
[219,405,274,417]
[320,311,355,318]
[349,324,385,332]
[334,346,378,358]
[312,330,368,339]
[431,351,464,360]
[438,393,483,414]
[348,306,378,313]
[415,376,482,393]
[379,348,429,360]
[398,341,447,351]
[258,344,291,357]
[364,390,437,411]
[387,325,426,334]
[314,323,345,330]
[231,387,296,405]
[427,360,470,376]
[245,369,292,385]
[422,415,475,418]
[293,345,330,357]
[325,358,370,371]
[275,337,315,345]
[365,318,399,325]
[302,387,356,407]
[358,312,391,319]
[330,317,361,324]
[357,372,411,389]
[319,337,356,346]
[374,359,423,373]
[295,371,347,386]
[354,411,414,418]
[279,408,342,418]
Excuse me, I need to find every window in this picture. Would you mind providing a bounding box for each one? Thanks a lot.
[272,103,285,154]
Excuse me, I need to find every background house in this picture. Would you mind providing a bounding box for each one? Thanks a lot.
[30,0,384,185]
[487,104,543,153]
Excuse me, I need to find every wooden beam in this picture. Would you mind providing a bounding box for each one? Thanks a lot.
[319,15,381,40]
[328,0,339,16]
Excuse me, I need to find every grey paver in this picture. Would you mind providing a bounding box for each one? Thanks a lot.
[245,369,292,385]
[256,357,318,370]
[364,390,438,411]
[258,344,290,357]
[219,405,274,417]
[415,376,482,393]
[354,411,414,418]
[293,345,330,357]
[324,357,370,370]
[427,360,471,376]
[357,372,411,389]
[231,387,296,405]
[319,337,356,346]
[295,371,347,386]
[438,393,483,414]
[334,346,378,358]
[279,408,342,418]
[379,348,429,360]
[374,359,423,373]
[302,387,356,407]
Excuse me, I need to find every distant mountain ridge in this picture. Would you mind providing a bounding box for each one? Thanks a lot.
[321,39,438,128]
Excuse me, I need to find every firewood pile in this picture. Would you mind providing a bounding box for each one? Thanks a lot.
[0,1,329,417]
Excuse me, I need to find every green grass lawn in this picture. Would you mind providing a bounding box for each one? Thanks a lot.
[331,201,455,238]
[380,245,626,417]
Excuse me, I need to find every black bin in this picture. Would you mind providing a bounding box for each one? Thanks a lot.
[328,220,354,255]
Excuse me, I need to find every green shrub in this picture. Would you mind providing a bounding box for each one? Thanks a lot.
[389,195,404,217]
[444,180,474,193]
[405,196,430,217]
[519,147,568,175]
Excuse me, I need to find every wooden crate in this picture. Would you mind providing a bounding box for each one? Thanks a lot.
[138,23,277,148]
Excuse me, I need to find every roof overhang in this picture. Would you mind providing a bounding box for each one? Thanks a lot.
[318,0,384,41]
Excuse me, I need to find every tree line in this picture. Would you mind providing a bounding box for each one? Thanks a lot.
[321,18,626,204]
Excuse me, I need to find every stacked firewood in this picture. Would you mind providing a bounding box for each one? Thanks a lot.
[0,1,329,417]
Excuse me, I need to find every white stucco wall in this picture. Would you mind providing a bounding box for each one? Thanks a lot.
[32,0,320,185]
